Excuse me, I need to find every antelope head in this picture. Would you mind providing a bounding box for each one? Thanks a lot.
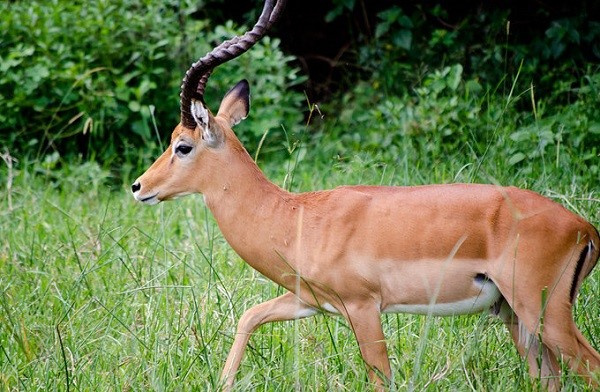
[131,80,250,204]
[131,0,285,204]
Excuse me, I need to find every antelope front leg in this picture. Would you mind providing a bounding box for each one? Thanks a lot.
[344,301,391,391]
[221,291,317,391]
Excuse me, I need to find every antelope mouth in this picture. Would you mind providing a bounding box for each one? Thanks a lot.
[137,193,160,205]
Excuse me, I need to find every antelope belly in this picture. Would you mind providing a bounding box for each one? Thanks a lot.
[382,278,501,316]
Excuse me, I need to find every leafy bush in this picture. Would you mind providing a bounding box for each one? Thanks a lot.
[0,0,305,166]
[504,67,600,175]
[328,2,599,102]
[308,2,599,192]
[312,57,599,191]
[328,64,483,160]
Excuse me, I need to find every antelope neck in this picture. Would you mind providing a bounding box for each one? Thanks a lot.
[201,142,299,284]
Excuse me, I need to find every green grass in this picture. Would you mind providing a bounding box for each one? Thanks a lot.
[1,142,598,391]
[1,75,599,390]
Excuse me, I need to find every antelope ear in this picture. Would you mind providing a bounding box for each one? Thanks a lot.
[217,80,250,127]
[191,99,223,148]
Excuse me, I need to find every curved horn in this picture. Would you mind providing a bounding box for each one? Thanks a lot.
[180,0,287,129]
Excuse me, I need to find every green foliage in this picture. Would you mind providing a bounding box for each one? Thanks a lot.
[311,58,599,197]
[0,0,304,165]
[325,0,356,23]
[351,5,511,97]
[324,64,482,160]
[375,7,414,51]
[332,3,599,106]
[307,2,599,195]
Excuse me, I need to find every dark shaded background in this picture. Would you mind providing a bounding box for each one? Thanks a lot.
[196,0,600,101]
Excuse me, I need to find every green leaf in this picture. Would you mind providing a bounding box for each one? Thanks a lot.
[393,30,412,51]
[375,22,390,39]
[448,64,463,90]
[128,101,141,112]
[508,152,526,165]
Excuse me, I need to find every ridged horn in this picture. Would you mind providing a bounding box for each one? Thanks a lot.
[180,0,286,129]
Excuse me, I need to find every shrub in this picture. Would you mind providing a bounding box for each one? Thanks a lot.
[312,2,599,191]
[0,0,305,167]
[314,59,599,191]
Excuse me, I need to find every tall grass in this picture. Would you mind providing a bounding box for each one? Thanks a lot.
[1,76,599,391]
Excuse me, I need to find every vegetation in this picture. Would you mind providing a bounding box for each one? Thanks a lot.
[1,0,599,390]
[0,0,305,167]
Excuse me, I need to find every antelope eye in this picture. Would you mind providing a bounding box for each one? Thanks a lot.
[175,144,193,156]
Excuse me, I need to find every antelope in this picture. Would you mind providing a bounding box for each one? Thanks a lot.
[131,0,600,389]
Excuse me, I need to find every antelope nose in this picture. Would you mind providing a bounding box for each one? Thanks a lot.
[131,182,141,193]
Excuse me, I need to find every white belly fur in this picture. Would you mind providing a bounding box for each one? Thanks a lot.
[382,278,501,316]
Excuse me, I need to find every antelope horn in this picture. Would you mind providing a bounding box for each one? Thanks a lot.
[180,0,286,129]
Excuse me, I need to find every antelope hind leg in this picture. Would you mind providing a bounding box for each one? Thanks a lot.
[497,301,561,391]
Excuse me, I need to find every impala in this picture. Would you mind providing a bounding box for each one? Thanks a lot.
[131,0,600,389]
